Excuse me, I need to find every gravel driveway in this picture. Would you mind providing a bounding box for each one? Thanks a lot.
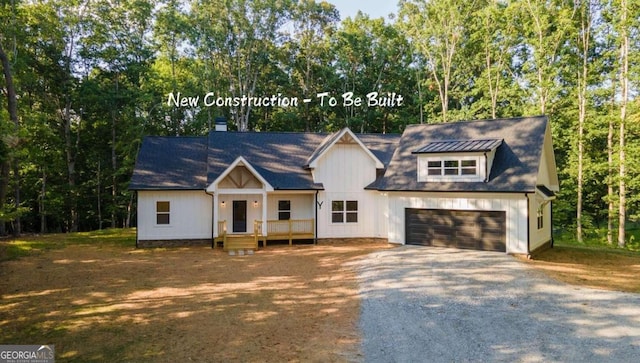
[355,246,640,362]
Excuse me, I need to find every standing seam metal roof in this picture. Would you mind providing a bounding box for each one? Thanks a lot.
[413,138,503,153]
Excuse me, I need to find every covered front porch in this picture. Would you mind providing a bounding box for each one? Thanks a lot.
[207,156,318,251]
[213,218,315,251]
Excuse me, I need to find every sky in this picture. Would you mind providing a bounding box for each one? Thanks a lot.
[326,0,399,21]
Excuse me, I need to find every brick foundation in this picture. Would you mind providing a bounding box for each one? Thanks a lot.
[137,239,211,248]
[316,237,389,245]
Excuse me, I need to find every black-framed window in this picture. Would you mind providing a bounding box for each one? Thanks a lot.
[537,205,544,229]
[278,200,291,220]
[426,158,478,177]
[332,200,358,223]
[156,201,170,225]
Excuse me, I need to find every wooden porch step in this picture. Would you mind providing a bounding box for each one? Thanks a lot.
[224,235,258,251]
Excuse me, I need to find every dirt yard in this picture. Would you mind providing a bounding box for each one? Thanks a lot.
[0,241,391,362]
[518,245,640,293]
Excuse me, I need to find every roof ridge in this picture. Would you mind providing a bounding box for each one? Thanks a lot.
[405,115,547,129]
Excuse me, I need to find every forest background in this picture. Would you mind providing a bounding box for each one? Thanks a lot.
[0,0,638,247]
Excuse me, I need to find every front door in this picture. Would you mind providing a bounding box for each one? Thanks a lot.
[233,200,247,233]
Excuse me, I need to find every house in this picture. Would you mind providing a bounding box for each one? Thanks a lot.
[129,115,559,255]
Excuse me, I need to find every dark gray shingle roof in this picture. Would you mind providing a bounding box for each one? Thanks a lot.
[207,131,400,190]
[207,132,326,190]
[375,116,549,193]
[130,130,399,191]
[129,136,208,190]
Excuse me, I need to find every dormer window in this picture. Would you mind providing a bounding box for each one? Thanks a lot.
[419,156,482,182]
[413,138,502,183]
[428,159,478,177]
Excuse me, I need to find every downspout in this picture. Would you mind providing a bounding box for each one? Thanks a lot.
[526,193,531,258]
[135,191,139,248]
[205,190,215,248]
[314,190,319,245]
[484,152,488,182]
[550,200,554,248]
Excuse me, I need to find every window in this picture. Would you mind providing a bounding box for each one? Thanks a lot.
[537,205,544,229]
[427,161,442,175]
[332,200,358,223]
[346,201,358,223]
[461,160,477,175]
[278,200,291,220]
[435,159,477,176]
[420,157,480,181]
[156,201,170,225]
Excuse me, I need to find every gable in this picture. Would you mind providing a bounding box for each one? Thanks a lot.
[536,122,560,191]
[306,128,384,169]
[218,165,263,189]
[208,156,273,192]
[376,116,551,193]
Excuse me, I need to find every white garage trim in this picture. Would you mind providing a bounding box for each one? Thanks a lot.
[387,192,529,254]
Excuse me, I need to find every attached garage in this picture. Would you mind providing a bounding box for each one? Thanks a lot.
[405,208,506,252]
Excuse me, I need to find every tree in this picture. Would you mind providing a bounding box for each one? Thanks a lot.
[0,0,22,235]
[514,0,576,115]
[574,0,596,243]
[192,0,293,131]
[617,0,629,247]
[285,0,339,131]
[399,0,479,122]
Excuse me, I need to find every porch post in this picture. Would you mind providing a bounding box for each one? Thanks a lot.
[261,191,268,236]
[213,192,219,238]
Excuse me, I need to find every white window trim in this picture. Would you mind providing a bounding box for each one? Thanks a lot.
[278,200,291,220]
[331,200,358,224]
[156,201,171,226]
[418,155,484,182]
[537,204,544,230]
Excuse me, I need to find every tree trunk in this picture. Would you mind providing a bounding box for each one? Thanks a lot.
[111,74,119,229]
[40,167,47,234]
[97,161,103,230]
[0,39,21,235]
[63,98,79,232]
[576,0,591,244]
[0,161,8,236]
[618,0,628,247]
[607,98,615,245]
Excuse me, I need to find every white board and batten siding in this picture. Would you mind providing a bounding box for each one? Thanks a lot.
[266,194,315,220]
[217,193,264,231]
[387,192,529,254]
[528,193,552,251]
[312,143,386,238]
[137,190,212,240]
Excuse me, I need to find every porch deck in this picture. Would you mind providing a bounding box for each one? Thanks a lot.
[214,219,315,251]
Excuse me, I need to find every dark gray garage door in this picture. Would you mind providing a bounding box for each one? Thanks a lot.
[405,208,506,252]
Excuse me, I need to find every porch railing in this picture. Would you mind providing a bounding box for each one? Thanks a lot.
[214,219,315,250]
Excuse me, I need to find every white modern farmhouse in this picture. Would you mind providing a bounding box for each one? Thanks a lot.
[129,115,559,255]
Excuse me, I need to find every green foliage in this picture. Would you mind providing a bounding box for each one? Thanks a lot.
[0,0,638,238]
[554,227,640,252]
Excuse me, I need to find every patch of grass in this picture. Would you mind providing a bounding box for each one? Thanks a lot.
[0,228,136,262]
[554,227,640,251]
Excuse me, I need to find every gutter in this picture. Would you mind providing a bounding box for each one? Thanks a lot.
[314,190,319,245]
